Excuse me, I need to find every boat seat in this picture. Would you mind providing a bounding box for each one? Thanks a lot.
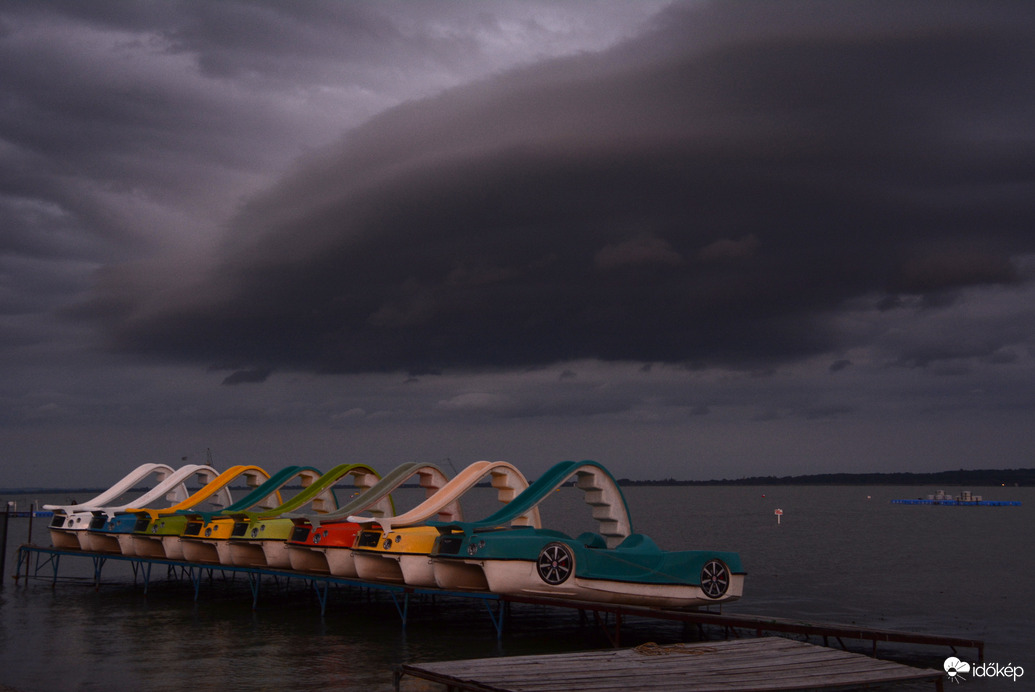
[577,532,607,549]
[614,533,660,552]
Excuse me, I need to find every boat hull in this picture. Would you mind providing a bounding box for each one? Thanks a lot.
[318,548,353,577]
[432,559,489,591]
[131,535,168,558]
[229,541,268,567]
[286,545,330,573]
[352,551,405,583]
[179,538,223,564]
[49,527,83,550]
[478,558,745,608]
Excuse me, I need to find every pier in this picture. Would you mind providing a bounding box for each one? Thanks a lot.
[394,637,945,691]
[12,543,982,665]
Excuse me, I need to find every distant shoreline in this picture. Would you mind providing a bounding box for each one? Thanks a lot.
[3,467,1032,494]
[617,467,1035,487]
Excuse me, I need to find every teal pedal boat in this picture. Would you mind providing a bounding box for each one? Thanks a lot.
[429,460,745,609]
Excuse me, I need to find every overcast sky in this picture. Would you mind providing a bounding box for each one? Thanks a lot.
[2,0,1034,488]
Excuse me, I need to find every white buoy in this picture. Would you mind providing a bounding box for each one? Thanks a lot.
[774,508,783,524]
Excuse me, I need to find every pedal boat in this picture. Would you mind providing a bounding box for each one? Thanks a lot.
[122,465,270,559]
[178,466,323,564]
[84,465,222,554]
[46,463,178,550]
[48,464,214,552]
[429,460,745,608]
[436,527,744,609]
[346,460,539,586]
[224,463,382,568]
[283,462,449,575]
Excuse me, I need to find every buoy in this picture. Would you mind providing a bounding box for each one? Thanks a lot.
[774,508,783,524]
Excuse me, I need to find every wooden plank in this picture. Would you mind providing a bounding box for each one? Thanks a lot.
[398,637,942,692]
[498,593,983,656]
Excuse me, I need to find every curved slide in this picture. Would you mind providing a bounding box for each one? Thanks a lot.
[291,462,451,525]
[226,463,383,568]
[235,463,380,520]
[348,460,539,532]
[285,462,450,573]
[49,464,212,550]
[177,465,324,563]
[125,465,269,558]
[433,460,633,547]
[89,464,219,520]
[128,465,270,521]
[83,465,220,552]
[44,463,178,514]
[184,465,323,523]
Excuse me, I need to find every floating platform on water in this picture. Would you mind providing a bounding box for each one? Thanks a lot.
[891,499,1020,506]
[394,637,944,692]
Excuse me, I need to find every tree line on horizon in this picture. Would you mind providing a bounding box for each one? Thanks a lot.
[617,468,1035,486]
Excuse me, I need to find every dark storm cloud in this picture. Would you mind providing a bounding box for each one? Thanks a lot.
[81,1,1035,375]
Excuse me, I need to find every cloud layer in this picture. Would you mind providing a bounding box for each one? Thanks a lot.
[3,1,1035,485]
[79,1,1035,378]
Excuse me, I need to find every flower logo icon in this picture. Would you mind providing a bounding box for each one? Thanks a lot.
[944,657,971,683]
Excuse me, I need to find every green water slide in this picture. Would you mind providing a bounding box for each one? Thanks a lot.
[233,463,382,520]
[180,465,325,523]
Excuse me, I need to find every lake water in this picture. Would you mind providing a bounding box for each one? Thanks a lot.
[2,485,1031,691]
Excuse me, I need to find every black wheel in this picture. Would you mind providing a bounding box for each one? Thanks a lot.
[700,559,730,599]
[536,542,574,585]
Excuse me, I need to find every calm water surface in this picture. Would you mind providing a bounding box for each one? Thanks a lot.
[2,485,1031,691]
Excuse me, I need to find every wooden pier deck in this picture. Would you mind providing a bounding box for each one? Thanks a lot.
[395,637,945,692]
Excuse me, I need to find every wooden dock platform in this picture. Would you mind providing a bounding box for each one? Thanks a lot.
[395,637,945,691]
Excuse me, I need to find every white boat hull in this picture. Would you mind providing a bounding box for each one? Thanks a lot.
[432,559,489,591]
[131,535,167,559]
[115,533,137,556]
[229,541,267,567]
[163,536,186,561]
[49,528,82,550]
[325,547,359,578]
[399,555,437,587]
[352,552,405,583]
[286,545,330,573]
[479,559,745,608]
[179,538,222,564]
[261,541,290,569]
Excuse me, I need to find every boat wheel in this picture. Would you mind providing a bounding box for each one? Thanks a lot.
[536,543,574,585]
[700,559,730,599]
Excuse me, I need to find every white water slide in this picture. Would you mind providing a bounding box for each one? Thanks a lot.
[44,463,179,515]
[48,464,218,550]
[347,460,540,532]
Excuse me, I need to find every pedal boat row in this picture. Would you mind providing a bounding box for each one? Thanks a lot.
[46,460,744,609]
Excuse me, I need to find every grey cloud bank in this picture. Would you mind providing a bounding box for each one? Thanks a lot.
[83,1,1035,375]
[2,1,1034,486]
